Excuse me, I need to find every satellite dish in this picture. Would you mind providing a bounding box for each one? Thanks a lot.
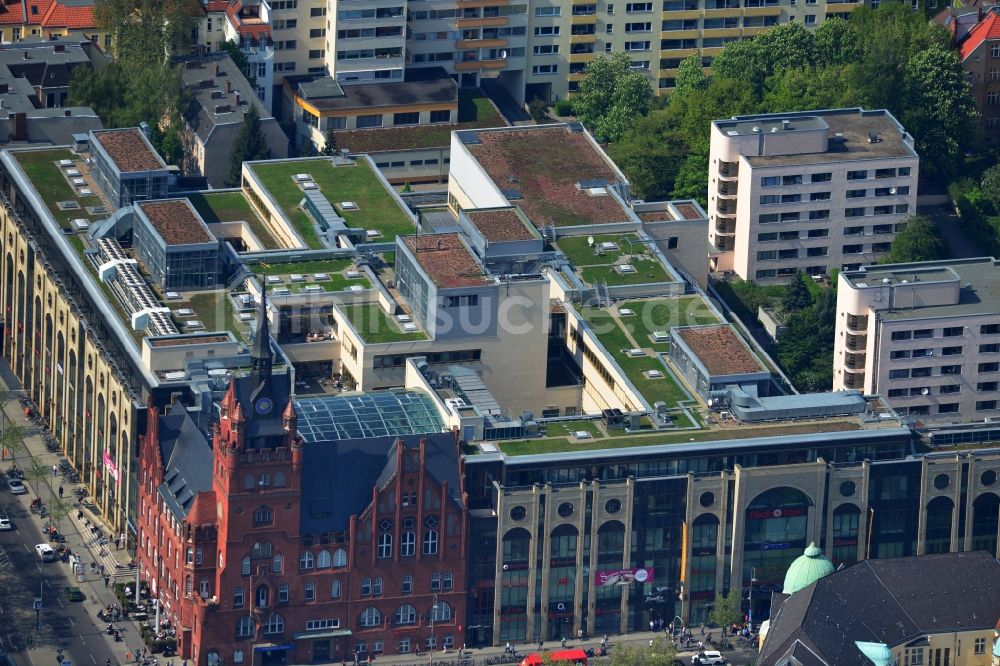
[500,50,508,59]
[889,187,897,195]
[921,388,930,396]
[587,236,595,247]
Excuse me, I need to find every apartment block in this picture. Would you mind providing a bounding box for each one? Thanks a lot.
[835,258,1000,425]
[707,108,919,283]
[957,8,1000,144]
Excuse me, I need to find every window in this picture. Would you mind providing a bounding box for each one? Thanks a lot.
[891,331,912,341]
[942,365,962,375]
[843,244,864,255]
[943,326,964,337]
[627,1,653,9]
[979,382,998,392]
[430,110,451,123]
[847,170,868,180]
[361,577,372,597]
[806,247,828,257]
[760,195,780,205]
[983,344,1000,353]
[983,324,1000,335]
[394,112,419,126]
[356,114,383,129]
[844,226,864,236]
[309,28,325,38]
[272,554,283,574]
[625,22,652,31]
[976,638,987,655]
[809,210,830,220]
[333,549,348,567]
[625,40,651,51]
[811,172,832,183]
[534,44,559,54]
[377,533,393,559]
[534,26,560,35]
[256,585,270,608]
[805,14,816,24]
[443,571,453,590]
[889,369,910,380]
[430,601,452,622]
[845,207,865,218]
[532,64,559,74]
[810,192,830,201]
[782,194,801,203]
[253,506,273,527]
[234,586,245,609]
[331,580,342,599]
[759,213,779,224]
[373,577,383,595]
[431,572,442,592]
[305,582,316,601]
[360,607,381,627]
[402,574,413,594]
[242,556,251,576]
[300,552,314,570]
[939,385,961,394]
[264,613,284,635]
[236,617,253,638]
[401,531,415,557]
[761,176,781,187]
[981,362,1000,373]
[423,530,439,555]
[978,400,998,411]
[942,346,963,356]
[536,6,561,15]
[317,550,332,568]
[395,604,417,625]
[846,189,867,198]
[938,403,959,414]
[278,583,289,603]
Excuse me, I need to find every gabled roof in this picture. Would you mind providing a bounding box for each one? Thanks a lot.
[39,0,95,29]
[959,10,1000,60]
[155,402,214,521]
[0,1,26,25]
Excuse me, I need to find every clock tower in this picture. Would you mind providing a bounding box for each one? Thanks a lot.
[248,278,274,419]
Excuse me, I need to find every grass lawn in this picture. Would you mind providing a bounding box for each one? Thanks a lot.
[542,419,605,439]
[15,150,103,225]
[187,192,280,250]
[556,234,640,267]
[498,417,861,456]
[618,297,720,345]
[341,303,427,343]
[257,258,353,277]
[580,259,670,286]
[331,90,506,153]
[250,159,415,244]
[188,292,244,339]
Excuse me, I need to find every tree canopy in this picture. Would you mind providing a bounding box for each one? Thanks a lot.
[610,636,677,666]
[709,587,743,630]
[878,215,948,264]
[228,105,271,186]
[574,52,653,143]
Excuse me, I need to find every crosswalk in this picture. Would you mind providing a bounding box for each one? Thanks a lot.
[0,544,11,570]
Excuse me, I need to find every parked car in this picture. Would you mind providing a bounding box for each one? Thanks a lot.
[34,544,55,561]
[6,478,25,495]
[65,587,84,602]
[0,513,10,530]
[692,651,726,666]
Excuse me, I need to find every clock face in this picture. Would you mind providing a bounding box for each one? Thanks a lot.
[255,397,274,415]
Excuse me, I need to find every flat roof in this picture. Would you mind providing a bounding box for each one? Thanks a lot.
[466,208,537,241]
[93,128,164,172]
[845,257,1000,321]
[718,109,917,166]
[294,73,457,112]
[402,233,490,289]
[676,324,765,376]
[461,125,631,227]
[295,390,443,442]
[138,200,214,245]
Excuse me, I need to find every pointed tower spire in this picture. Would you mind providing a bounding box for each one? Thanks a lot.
[249,276,273,391]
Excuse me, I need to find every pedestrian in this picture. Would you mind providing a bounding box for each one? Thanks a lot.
[58,485,63,498]
[100,563,105,575]
[104,575,110,588]
[561,637,567,649]
[91,561,96,573]
[649,639,654,648]
[77,510,83,520]
[700,624,705,637]
[126,652,131,662]
[577,628,583,641]
[537,639,543,652]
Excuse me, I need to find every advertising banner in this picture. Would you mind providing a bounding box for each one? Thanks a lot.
[593,567,654,586]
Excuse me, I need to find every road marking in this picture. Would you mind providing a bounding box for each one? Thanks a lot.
[80,635,86,645]
[22,543,30,553]
[89,654,96,664]
[56,597,64,609]
[67,617,74,627]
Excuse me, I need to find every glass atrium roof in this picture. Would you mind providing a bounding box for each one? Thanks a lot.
[295,390,444,442]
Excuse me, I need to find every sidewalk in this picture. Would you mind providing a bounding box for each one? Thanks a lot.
[0,381,144,666]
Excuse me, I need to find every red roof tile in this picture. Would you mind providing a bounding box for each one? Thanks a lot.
[960,11,1000,60]
[40,0,95,29]
[24,0,54,25]
[0,1,25,25]
[204,0,228,11]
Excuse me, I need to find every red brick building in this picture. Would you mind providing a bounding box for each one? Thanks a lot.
[136,293,469,665]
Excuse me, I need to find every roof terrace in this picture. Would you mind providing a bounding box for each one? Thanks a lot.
[555,233,672,286]
[461,125,631,227]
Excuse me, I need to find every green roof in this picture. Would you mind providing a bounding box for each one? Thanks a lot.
[782,542,835,594]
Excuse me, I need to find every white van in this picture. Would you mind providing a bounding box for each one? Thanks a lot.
[34,544,55,562]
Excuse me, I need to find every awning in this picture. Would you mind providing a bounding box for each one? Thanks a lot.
[253,643,295,653]
[293,628,353,640]
[521,650,587,666]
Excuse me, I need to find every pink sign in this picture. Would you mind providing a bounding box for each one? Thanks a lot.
[593,567,654,586]
[103,450,120,485]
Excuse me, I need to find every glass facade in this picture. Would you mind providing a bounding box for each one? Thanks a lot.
[295,390,443,441]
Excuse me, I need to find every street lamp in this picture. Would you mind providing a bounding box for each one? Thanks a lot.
[429,593,438,666]
[747,567,758,633]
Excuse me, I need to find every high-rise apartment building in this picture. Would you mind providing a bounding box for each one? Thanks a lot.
[707,108,918,283]
[834,258,1000,425]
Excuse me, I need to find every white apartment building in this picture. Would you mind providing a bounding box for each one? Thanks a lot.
[708,108,919,283]
[834,258,1000,424]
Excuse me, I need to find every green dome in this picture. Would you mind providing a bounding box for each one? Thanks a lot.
[782,542,835,594]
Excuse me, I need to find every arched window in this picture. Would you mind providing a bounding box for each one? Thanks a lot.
[255,585,269,608]
[236,616,253,638]
[263,613,284,635]
[274,471,287,488]
[331,579,342,599]
[243,474,256,490]
[359,607,381,627]
[272,554,283,574]
[394,604,417,625]
[430,601,452,622]
[400,531,415,557]
[253,505,273,527]
[333,548,348,567]
[317,549,332,568]
[241,556,251,576]
[377,533,393,559]
[423,529,439,555]
[299,551,314,570]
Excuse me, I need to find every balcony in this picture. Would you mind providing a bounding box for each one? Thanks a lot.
[845,334,867,352]
[718,161,738,178]
[718,181,737,197]
[843,371,866,389]
[846,314,868,332]
[717,200,736,215]
[570,33,598,43]
[715,218,735,234]
[712,235,735,252]
[844,352,866,370]
[456,38,506,49]
[458,0,509,6]
[456,16,508,28]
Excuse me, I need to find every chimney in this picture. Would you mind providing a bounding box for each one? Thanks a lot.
[215,63,221,76]
[64,109,71,117]
[226,80,232,93]
[54,44,64,53]
[0,83,8,94]
[235,90,241,105]
[22,51,29,60]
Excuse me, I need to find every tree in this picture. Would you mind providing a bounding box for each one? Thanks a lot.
[899,43,978,182]
[608,112,687,200]
[95,0,199,64]
[670,139,709,207]
[574,52,653,142]
[610,636,677,666]
[709,587,743,630]
[528,97,549,124]
[981,164,1000,214]
[321,127,338,156]
[228,104,271,187]
[782,272,814,312]
[674,54,708,95]
[0,422,26,463]
[762,65,855,114]
[878,215,947,264]
[711,23,815,94]
[813,17,861,67]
